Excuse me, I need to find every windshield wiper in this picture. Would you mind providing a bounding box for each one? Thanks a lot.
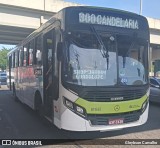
[74,50,82,86]
[90,26,109,70]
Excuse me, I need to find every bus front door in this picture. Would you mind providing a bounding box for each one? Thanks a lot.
[43,29,55,117]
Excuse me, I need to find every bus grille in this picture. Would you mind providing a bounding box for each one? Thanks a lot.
[82,89,146,102]
[87,110,141,126]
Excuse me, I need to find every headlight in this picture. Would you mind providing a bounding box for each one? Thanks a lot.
[63,97,86,118]
[75,105,86,117]
[76,106,84,114]
[64,98,74,110]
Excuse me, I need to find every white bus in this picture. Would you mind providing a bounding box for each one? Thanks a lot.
[7,6,150,131]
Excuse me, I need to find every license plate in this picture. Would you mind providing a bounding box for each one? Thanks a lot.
[108,118,124,125]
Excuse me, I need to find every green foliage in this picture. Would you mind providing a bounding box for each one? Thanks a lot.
[0,47,10,70]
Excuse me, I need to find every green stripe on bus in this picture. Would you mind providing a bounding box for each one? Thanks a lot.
[75,95,148,114]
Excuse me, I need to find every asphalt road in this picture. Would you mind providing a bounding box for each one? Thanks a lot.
[0,85,160,146]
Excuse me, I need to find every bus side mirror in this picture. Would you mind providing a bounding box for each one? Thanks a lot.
[57,42,63,61]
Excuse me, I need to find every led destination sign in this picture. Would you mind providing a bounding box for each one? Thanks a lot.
[79,12,139,29]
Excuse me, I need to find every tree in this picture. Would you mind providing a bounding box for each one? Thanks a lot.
[0,47,10,71]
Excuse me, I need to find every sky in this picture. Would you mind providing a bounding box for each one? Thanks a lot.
[0,0,159,50]
[0,44,15,50]
[67,0,160,19]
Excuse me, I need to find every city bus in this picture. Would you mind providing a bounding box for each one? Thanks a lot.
[7,6,150,131]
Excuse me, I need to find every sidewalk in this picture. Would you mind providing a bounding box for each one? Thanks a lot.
[37,129,160,148]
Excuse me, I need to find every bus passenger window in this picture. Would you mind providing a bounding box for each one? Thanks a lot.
[36,50,42,62]
[15,51,18,67]
[29,41,34,65]
[12,53,15,68]
[10,54,12,68]
[35,36,42,65]
[29,49,33,65]
[19,49,23,67]
[19,50,21,66]
[46,38,53,64]
[9,55,12,69]
[23,47,27,66]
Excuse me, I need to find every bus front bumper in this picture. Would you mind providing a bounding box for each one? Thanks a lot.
[60,103,149,132]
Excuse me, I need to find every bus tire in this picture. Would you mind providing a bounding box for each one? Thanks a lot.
[34,92,43,116]
[13,83,18,102]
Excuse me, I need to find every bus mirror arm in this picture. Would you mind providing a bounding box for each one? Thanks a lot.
[57,42,63,61]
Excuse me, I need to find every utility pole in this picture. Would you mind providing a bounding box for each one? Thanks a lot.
[44,0,45,12]
[40,0,45,26]
[140,0,143,15]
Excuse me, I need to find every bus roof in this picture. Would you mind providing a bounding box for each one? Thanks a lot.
[9,6,148,54]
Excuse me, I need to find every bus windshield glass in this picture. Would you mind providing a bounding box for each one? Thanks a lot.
[117,35,148,85]
[63,30,148,86]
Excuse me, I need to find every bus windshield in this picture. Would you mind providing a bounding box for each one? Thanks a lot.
[63,30,148,86]
[117,35,148,85]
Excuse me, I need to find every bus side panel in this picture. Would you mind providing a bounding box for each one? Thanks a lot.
[16,65,43,110]
[16,67,24,102]
[22,66,35,108]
